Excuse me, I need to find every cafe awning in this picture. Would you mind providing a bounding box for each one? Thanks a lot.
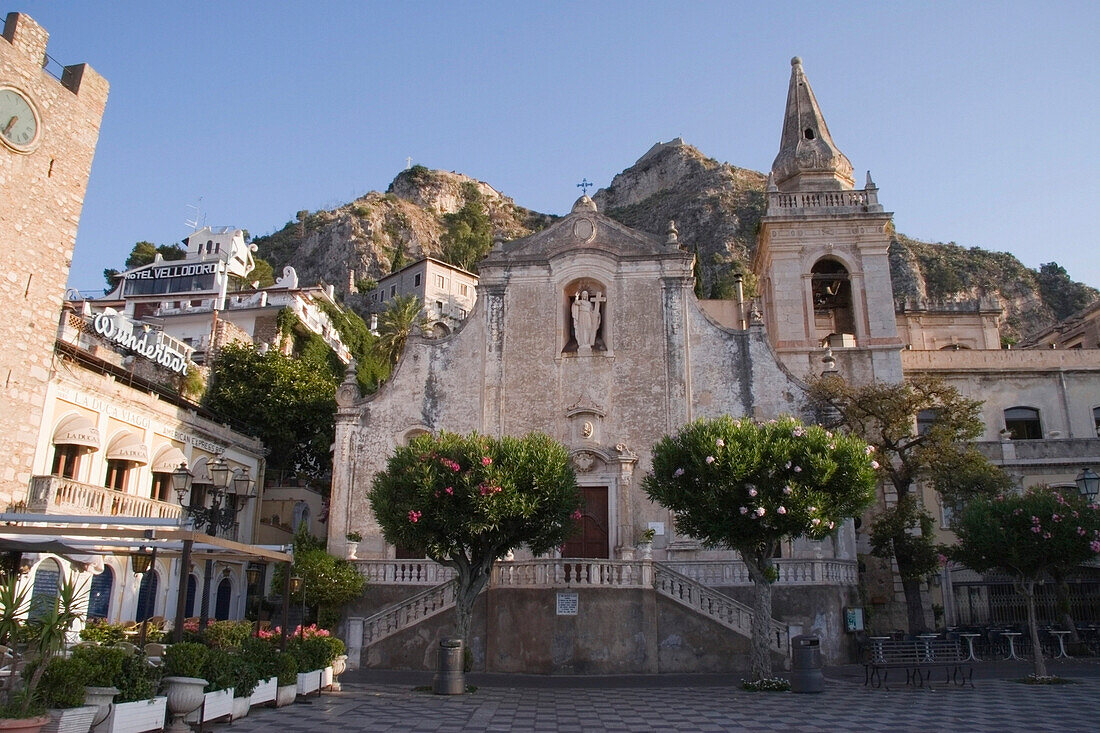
[151,445,188,474]
[106,432,149,465]
[52,415,100,449]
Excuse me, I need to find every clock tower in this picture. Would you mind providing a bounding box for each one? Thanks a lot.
[0,12,108,506]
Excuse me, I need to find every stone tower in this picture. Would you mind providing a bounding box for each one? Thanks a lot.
[754,57,903,384]
[0,13,108,506]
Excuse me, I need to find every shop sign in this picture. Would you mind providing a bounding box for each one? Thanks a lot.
[92,308,190,375]
[125,261,218,280]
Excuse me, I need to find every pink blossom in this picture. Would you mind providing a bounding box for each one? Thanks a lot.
[1013,509,1023,516]
[864,445,875,455]
[481,456,493,466]
[440,458,461,472]
[571,509,583,521]
[1043,532,1052,539]
[809,506,817,512]
[870,460,880,470]
[785,461,792,469]
[1031,526,1041,533]
[828,443,836,450]
[408,510,422,523]
[748,488,758,498]
[673,468,684,477]
[755,507,766,517]
[434,491,440,498]
[811,518,821,526]
[716,438,725,448]
[740,506,748,515]
[793,466,802,473]
[783,485,792,495]
[777,506,787,515]
[705,456,715,464]
[445,486,454,495]
[1091,540,1100,553]
[1032,516,1041,524]
[827,521,835,529]
[1052,514,1062,522]
[936,553,949,566]
[825,431,833,438]
[793,427,805,437]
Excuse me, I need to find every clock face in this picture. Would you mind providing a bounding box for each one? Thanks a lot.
[0,88,40,152]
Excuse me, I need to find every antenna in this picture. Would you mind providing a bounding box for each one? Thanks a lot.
[185,197,205,231]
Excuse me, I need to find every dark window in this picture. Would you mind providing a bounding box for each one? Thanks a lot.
[151,473,172,502]
[1093,406,1100,437]
[917,409,939,436]
[185,574,198,617]
[135,571,159,622]
[414,273,421,287]
[29,559,61,620]
[1004,407,1042,440]
[390,285,396,297]
[804,128,815,140]
[87,566,114,619]
[51,444,82,479]
[104,459,129,490]
[214,578,232,620]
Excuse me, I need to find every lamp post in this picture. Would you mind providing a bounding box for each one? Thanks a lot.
[131,546,157,648]
[289,575,304,639]
[1076,467,1100,504]
[174,456,255,629]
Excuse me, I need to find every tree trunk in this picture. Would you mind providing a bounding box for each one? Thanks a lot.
[742,551,775,681]
[453,560,492,647]
[1022,579,1048,678]
[893,546,928,634]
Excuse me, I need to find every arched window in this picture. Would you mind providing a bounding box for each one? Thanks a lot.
[135,571,159,622]
[30,559,61,619]
[185,574,198,617]
[87,566,114,620]
[1093,406,1100,437]
[292,502,311,533]
[1004,407,1042,440]
[214,578,232,620]
[811,259,855,342]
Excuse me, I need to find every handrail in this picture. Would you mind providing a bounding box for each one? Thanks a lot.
[654,562,789,655]
[360,580,457,647]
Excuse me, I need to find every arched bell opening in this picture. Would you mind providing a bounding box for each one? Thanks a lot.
[811,258,855,345]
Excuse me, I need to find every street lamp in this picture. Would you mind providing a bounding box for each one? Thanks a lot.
[131,546,157,647]
[130,546,154,576]
[1076,467,1100,503]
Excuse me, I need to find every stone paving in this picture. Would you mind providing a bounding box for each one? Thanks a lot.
[223,663,1100,732]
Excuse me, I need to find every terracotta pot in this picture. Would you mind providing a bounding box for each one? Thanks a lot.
[275,684,297,707]
[81,687,118,728]
[0,716,52,733]
[161,676,208,733]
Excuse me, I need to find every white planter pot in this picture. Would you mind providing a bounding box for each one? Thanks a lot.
[83,687,119,729]
[161,677,207,733]
[43,706,98,733]
[345,541,359,560]
[184,688,232,726]
[249,677,277,707]
[330,655,347,691]
[295,670,320,695]
[275,684,297,708]
[92,696,167,733]
[321,666,334,690]
[229,697,249,721]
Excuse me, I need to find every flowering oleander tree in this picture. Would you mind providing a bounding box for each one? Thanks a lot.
[644,416,877,681]
[369,431,582,644]
[947,486,1100,679]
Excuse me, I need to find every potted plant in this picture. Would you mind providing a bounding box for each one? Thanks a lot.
[637,527,656,559]
[185,649,233,726]
[33,656,98,733]
[0,573,85,733]
[344,532,362,560]
[240,640,277,708]
[274,653,297,708]
[227,654,258,721]
[71,647,123,730]
[88,650,163,733]
[160,643,208,733]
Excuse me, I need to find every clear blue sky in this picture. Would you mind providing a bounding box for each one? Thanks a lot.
[16,1,1099,293]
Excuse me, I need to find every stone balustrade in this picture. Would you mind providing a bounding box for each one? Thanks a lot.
[663,558,858,586]
[28,475,183,520]
[361,580,457,647]
[356,560,455,585]
[493,559,652,588]
[902,347,1100,372]
[766,187,881,216]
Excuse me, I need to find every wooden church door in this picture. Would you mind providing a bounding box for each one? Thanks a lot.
[561,486,609,559]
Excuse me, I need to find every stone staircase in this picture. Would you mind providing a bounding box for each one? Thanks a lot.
[349,559,799,660]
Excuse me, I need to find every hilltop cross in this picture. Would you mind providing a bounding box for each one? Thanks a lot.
[576,178,593,196]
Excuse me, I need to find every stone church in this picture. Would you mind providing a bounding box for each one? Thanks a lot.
[330,58,1100,672]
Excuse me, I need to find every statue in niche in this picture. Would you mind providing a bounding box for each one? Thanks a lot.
[571,290,605,353]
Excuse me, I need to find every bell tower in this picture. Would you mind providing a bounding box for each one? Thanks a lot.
[754,57,903,382]
[0,13,108,505]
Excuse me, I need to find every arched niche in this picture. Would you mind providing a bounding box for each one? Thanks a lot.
[810,258,855,342]
[562,277,608,355]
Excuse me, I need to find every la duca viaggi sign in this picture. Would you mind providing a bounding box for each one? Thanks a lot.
[93,308,190,375]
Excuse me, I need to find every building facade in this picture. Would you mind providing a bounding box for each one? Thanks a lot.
[367,257,478,336]
[1,12,108,508]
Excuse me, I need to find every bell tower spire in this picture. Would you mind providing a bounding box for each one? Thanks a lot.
[770,57,854,192]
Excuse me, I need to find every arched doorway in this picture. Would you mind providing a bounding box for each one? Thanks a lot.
[87,566,114,620]
[185,574,198,617]
[214,578,232,620]
[30,558,62,619]
[135,571,158,622]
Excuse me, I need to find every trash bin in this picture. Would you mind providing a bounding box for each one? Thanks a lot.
[432,637,465,695]
[790,634,824,693]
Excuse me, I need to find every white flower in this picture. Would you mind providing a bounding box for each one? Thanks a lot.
[870,460,880,469]
[793,466,802,473]
[705,455,715,464]
[785,461,792,469]
[793,427,805,437]
[777,506,787,515]
[828,521,835,529]
[782,485,792,495]
[811,518,821,526]
[673,468,684,477]
[739,506,748,514]
[809,506,817,512]
[864,445,875,455]
[748,487,758,497]
[716,438,725,448]
[755,507,766,517]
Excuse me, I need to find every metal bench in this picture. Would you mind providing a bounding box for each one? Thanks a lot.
[862,639,974,689]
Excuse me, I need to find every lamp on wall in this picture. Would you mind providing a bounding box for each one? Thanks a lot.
[17,555,34,577]
[289,575,305,639]
[1076,467,1100,503]
[246,563,263,587]
[130,546,154,575]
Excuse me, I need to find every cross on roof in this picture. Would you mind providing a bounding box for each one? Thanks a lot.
[576,178,593,196]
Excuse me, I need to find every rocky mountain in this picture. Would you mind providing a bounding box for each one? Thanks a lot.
[252,143,1096,341]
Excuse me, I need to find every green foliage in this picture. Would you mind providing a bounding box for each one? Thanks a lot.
[229,653,260,698]
[315,300,390,393]
[275,650,298,686]
[162,642,209,679]
[356,277,377,292]
[406,164,432,184]
[70,646,160,703]
[36,656,93,708]
[0,690,45,718]
[247,257,276,288]
[869,495,940,582]
[286,637,336,672]
[103,240,186,289]
[377,295,426,365]
[204,343,337,477]
[270,528,365,622]
[1036,262,1097,322]
[440,183,492,272]
[692,247,704,299]
[241,637,279,681]
[0,573,29,645]
[200,648,236,693]
[200,620,254,650]
[948,486,1100,580]
[930,447,1015,511]
[645,416,876,564]
[390,242,407,273]
[71,645,126,688]
[80,620,129,644]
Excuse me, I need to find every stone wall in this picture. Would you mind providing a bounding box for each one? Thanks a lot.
[0,13,108,507]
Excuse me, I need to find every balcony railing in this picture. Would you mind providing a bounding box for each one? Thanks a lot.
[28,475,183,520]
[766,187,882,216]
